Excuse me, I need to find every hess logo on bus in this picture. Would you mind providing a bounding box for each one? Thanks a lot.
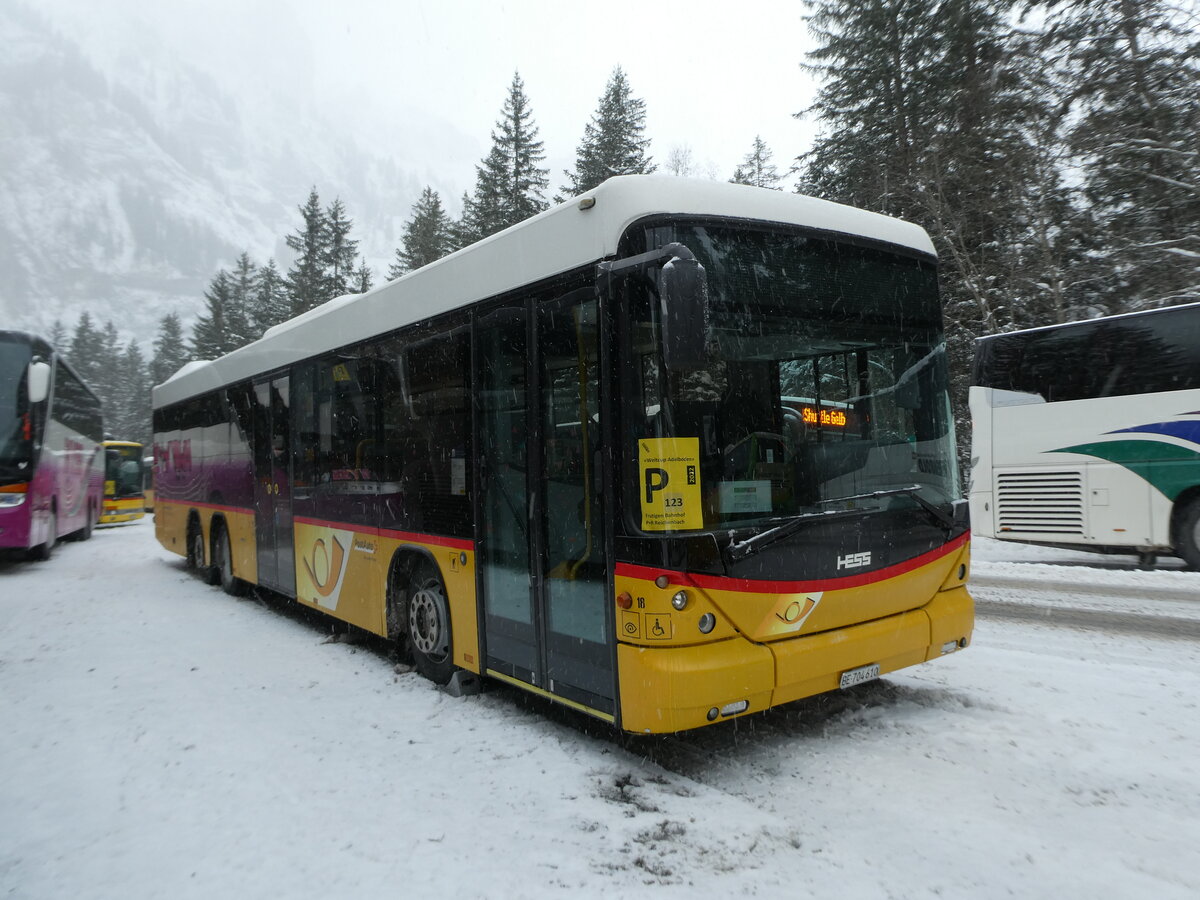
[837,551,872,570]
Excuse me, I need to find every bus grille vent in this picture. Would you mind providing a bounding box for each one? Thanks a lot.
[995,471,1085,535]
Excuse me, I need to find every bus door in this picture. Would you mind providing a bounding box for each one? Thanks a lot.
[252,375,295,594]
[475,291,615,718]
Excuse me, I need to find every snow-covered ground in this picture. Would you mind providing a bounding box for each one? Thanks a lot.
[2,520,1198,899]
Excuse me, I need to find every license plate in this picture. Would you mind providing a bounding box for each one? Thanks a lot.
[839,663,880,689]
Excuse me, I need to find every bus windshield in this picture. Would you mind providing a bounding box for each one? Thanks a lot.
[104,445,145,498]
[624,222,959,533]
[0,335,33,476]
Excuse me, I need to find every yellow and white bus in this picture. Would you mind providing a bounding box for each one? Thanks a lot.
[99,440,146,524]
[152,176,973,733]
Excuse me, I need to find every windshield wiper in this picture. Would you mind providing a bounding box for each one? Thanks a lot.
[725,508,851,562]
[817,485,957,530]
[725,485,957,563]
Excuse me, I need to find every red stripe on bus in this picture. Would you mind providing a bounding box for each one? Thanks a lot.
[293,515,474,552]
[615,532,969,594]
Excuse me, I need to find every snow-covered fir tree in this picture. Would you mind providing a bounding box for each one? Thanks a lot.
[561,66,654,197]
[459,72,550,242]
[388,186,454,278]
[151,313,188,385]
[731,136,784,189]
[191,271,236,360]
[1045,0,1200,311]
[285,188,331,316]
[324,197,359,298]
[250,259,291,336]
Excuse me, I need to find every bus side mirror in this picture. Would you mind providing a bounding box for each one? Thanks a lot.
[660,255,709,370]
[27,361,51,404]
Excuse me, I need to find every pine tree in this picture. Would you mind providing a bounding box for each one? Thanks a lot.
[191,270,236,359]
[95,321,121,412]
[324,197,359,299]
[450,191,476,252]
[1045,0,1200,310]
[731,136,784,189]
[49,319,66,353]
[388,186,454,278]
[68,312,102,387]
[353,256,373,294]
[464,72,550,241]
[561,66,654,197]
[286,188,331,316]
[249,259,291,335]
[151,313,189,385]
[111,340,151,444]
[227,251,257,348]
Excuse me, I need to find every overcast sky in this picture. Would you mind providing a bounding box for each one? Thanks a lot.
[39,0,820,198]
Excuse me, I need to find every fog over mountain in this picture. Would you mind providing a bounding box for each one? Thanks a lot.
[0,0,467,345]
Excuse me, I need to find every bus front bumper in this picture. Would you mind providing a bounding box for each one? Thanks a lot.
[617,586,974,734]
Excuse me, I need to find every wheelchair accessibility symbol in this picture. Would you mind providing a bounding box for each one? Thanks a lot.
[647,615,671,641]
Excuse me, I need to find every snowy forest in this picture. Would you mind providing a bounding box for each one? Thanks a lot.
[49,0,1199,454]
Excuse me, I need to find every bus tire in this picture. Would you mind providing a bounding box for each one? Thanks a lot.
[214,522,246,596]
[1176,498,1200,570]
[188,519,217,584]
[407,561,455,684]
[30,510,56,561]
[69,503,94,542]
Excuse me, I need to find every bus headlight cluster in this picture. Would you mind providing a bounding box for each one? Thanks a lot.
[0,493,26,508]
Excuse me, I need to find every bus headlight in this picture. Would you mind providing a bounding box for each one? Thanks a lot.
[671,590,689,610]
[0,493,26,508]
[698,613,716,634]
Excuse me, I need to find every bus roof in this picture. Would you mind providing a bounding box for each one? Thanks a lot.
[153,175,936,409]
[975,301,1200,346]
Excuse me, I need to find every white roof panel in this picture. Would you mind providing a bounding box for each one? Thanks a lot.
[154,175,935,408]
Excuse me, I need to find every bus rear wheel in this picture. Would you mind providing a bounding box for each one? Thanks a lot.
[1176,498,1200,570]
[407,562,454,684]
[213,522,246,596]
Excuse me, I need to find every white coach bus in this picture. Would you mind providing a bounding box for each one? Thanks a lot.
[969,303,1200,567]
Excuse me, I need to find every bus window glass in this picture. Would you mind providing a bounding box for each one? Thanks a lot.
[624,223,958,531]
[0,336,32,471]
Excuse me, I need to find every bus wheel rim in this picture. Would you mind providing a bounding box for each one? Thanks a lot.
[410,580,448,661]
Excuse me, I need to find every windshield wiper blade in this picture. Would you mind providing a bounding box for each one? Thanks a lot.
[818,485,956,530]
[725,509,847,562]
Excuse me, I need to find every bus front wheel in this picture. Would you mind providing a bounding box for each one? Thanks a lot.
[30,510,56,561]
[1176,499,1200,570]
[407,562,455,684]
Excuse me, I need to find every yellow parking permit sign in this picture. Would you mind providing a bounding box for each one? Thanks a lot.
[639,437,702,531]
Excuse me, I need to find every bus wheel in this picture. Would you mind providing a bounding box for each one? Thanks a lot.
[188,521,217,584]
[407,562,455,684]
[30,510,57,561]
[214,523,246,596]
[70,504,94,542]
[1177,499,1200,570]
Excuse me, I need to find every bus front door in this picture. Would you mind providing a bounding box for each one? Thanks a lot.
[476,292,615,720]
[252,375,295,595]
